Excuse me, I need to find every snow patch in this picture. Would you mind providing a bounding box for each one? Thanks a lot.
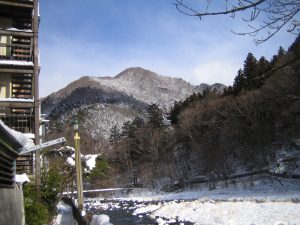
[0,98,34,102]
[0,60,33,66]
[84,154,100,171]
[66,157,75,166]
[6,28,32,33]
[15,173,30,184]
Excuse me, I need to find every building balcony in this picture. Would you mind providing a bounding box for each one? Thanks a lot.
[0,73,33,99]
[0,113,34,133]
[0,42,32,62]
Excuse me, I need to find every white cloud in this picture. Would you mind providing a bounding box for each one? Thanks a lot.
[193,60,240,85]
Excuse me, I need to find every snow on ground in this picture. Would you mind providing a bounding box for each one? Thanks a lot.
[150,201,300,225]
[113,178,300,202]
[54,201,75,225]
[84,178,300,225]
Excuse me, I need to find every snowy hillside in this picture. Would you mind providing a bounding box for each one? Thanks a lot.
[81,103,141,140]
[90,67,196,111]
[42,67,226,115]
[41,67,225,143]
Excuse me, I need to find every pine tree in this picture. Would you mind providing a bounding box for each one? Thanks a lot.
[254,56,271,87]
[169,101,183,125]
[243,52,258,90]
[271,46,286,65]
[109,124,121,143]
[147,103,165,128]
[121,121,135,138]
[132,116,145,128]
[233,69,245,95]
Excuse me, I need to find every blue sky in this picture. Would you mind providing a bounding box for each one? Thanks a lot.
[39,0,297,97]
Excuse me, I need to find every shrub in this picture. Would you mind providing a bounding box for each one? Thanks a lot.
[23,184,49,225]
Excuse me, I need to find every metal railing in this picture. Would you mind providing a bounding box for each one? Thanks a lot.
[0,114,34,133]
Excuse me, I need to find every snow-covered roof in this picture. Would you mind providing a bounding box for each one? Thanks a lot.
[0,60,33,66]
[0,120,35,152]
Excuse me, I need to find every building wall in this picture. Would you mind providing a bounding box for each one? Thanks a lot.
[0,188,25,225]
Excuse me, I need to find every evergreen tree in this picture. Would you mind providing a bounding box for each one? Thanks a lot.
[223,86,234,96]
[169,101,183,125]
[147,103,165,128]
[271,46,286,65]
[233,69,245,95]
[109,124,121,143]
[132,116,145,128]
[243,52,258,90]
[254,56,271,87]
[121,121,135,138]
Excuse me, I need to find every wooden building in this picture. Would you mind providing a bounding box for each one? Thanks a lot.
[0,0,40,173]
[0,120,26,225]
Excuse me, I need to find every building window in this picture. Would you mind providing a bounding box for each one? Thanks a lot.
[0,35,11,57]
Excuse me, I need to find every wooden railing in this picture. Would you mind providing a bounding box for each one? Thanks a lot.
[0,114,34,133]
[0,43,32,61]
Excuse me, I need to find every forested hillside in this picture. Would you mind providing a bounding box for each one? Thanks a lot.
[106,36,300,189]
[42,68,225,154]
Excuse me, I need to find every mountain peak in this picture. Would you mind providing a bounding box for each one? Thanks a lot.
[115,67,157,79]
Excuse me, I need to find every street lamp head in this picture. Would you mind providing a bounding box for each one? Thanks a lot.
[73,119,79,131]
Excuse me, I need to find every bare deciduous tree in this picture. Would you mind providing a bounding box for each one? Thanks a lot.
[174,0,300,44]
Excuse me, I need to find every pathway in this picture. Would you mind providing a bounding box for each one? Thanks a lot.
[54,201,76,225]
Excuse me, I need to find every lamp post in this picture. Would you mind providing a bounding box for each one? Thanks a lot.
[73,119,84,210]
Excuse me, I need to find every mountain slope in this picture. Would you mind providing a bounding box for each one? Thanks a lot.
[41,67,226,144]
[42,67,225,116]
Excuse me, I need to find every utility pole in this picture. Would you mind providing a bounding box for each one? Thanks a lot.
[73,119,84,210]
[33,0,41,194]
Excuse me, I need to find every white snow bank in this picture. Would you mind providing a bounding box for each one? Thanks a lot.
[150,201,300,225]
[15,173,30,184]
[0,120,35,150]
[113,178,300,202]
[84,178,300,225]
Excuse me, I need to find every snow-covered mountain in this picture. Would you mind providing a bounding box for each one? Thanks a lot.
[42,67,225,114]
[41,67,225,140]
